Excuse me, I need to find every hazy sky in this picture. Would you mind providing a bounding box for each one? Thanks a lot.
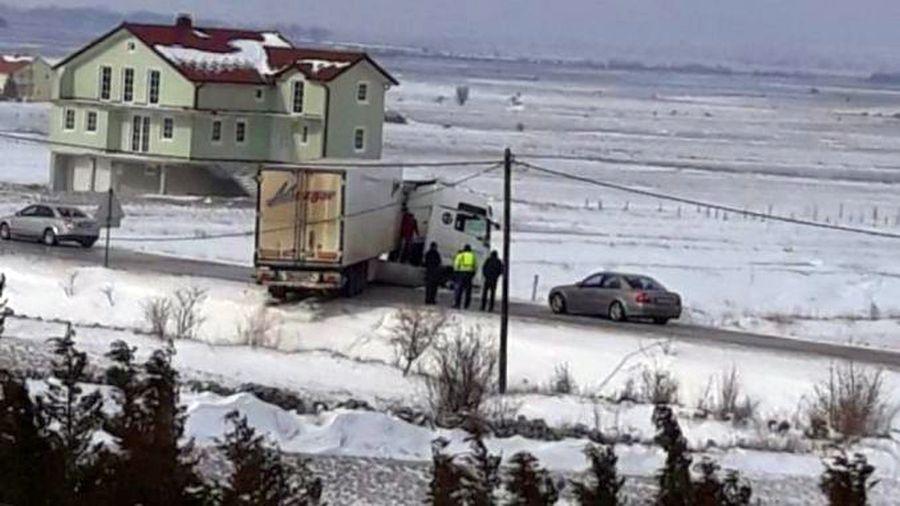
[16,0,900,69]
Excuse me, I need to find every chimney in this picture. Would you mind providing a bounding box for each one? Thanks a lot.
[175,13,193,30]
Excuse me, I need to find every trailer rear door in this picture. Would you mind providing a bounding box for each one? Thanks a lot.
[258,170,301,262]
[298,171,343,262]
[257,169,344,264]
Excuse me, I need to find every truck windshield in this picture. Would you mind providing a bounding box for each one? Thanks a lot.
[455,214,489,242]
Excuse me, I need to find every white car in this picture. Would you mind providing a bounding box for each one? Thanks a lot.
[0,204,100,248]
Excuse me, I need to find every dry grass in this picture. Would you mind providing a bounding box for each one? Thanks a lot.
[639,364,679,405]
[236,306,281,348]
[696,366,758,425]
[548,362,577,395]
[806,362,897,439]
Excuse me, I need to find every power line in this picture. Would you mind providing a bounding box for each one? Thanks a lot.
[516,160,900,240]
[110,163,501,243]
[0,131,501,169]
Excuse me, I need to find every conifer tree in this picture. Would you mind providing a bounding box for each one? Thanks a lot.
[570,444,625,505]
[39,324,106,504]
[429,438,465,506]
[0,371,60,506]
[820,451,877,506]
[653,404,693,506]
[134,345,207,505]
[457,433,501,506]
[504,451,558,506]
[218,410,322,506]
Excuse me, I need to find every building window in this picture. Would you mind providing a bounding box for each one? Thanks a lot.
[235,120,246,144]
[292,81,304,113]
[148,70,161,105]
[63,109,76,131]
[99,66,112,100]
[122,68,135,102]
[85,111,98,133]
[300,125,309,144]
[127,41,136,52]
[131,115,150,152]
[255,88,264,101]
[162,117,174,140]
[356,82,369,103]
[211,120,222,142]
[353,127,365,152]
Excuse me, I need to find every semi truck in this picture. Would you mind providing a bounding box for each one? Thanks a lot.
[254,165,493,298]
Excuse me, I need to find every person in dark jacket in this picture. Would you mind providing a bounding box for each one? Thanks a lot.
[424,242,442,305]
[480,250,503,312]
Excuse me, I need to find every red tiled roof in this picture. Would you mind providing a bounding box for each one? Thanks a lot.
[0,56,33,75]
[112,21,398,85]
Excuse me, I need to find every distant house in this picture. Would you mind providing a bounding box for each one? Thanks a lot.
[50,14,398,196]
[0,55,54,102]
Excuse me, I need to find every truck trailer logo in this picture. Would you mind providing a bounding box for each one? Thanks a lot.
[266,181,336,208]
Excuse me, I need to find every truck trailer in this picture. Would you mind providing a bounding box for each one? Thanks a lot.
[254,165,493,298]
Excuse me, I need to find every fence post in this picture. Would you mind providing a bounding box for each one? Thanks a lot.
[531,274,539,302]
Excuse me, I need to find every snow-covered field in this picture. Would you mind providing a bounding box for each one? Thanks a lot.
[1,253,899,501]
[3,60,900,348]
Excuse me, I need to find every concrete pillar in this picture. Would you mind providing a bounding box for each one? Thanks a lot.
[158,165,168,195]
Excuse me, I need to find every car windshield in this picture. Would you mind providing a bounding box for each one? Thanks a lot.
[57,207,87,218]
[625,275,665,291]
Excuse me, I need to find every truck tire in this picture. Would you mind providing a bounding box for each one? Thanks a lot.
[342,262,369,297]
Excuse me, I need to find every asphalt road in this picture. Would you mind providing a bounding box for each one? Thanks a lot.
[3,238,899,369]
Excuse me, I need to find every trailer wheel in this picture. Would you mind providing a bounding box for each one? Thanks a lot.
[268,286,288,301]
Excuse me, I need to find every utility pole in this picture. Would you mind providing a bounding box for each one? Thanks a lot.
[500,148,512,394]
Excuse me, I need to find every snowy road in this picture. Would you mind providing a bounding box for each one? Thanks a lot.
[3,238,899,368]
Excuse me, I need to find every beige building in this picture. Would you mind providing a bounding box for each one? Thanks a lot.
[0,55,54,102]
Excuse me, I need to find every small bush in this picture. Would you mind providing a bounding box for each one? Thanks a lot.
[548,363,577,395]
[455,85,470,106]
[696,366,757,424]
[693,458,753,506]
[236,306,281,348]
[515,122,525,132]
[426,326,497,426]
[0,273,8,336]
[141,296,172,340]
[820,450,877,506]
[570,444,625,505]
[640,365,679,405]
[59,270,78,298]
[171,287,207,340]
[387,306,451,376]
[100,284,116,307]
[806,362,896,439]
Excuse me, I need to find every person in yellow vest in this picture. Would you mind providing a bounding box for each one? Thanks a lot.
[452,244,477,309]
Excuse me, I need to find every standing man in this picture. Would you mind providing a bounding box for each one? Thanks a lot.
[424,242,442,305]
[399,206,419,263]
[480,250,503,312]
[452,244,477,310]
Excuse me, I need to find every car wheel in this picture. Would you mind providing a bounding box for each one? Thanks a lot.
[0,223,9,241]
[608,301,627,322]
[550,293,567,314]
[42,228,57,246]
[80,237,98,248]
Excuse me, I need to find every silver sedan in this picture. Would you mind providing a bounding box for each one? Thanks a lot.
[0,204,100,248]
[549,272,682,324]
